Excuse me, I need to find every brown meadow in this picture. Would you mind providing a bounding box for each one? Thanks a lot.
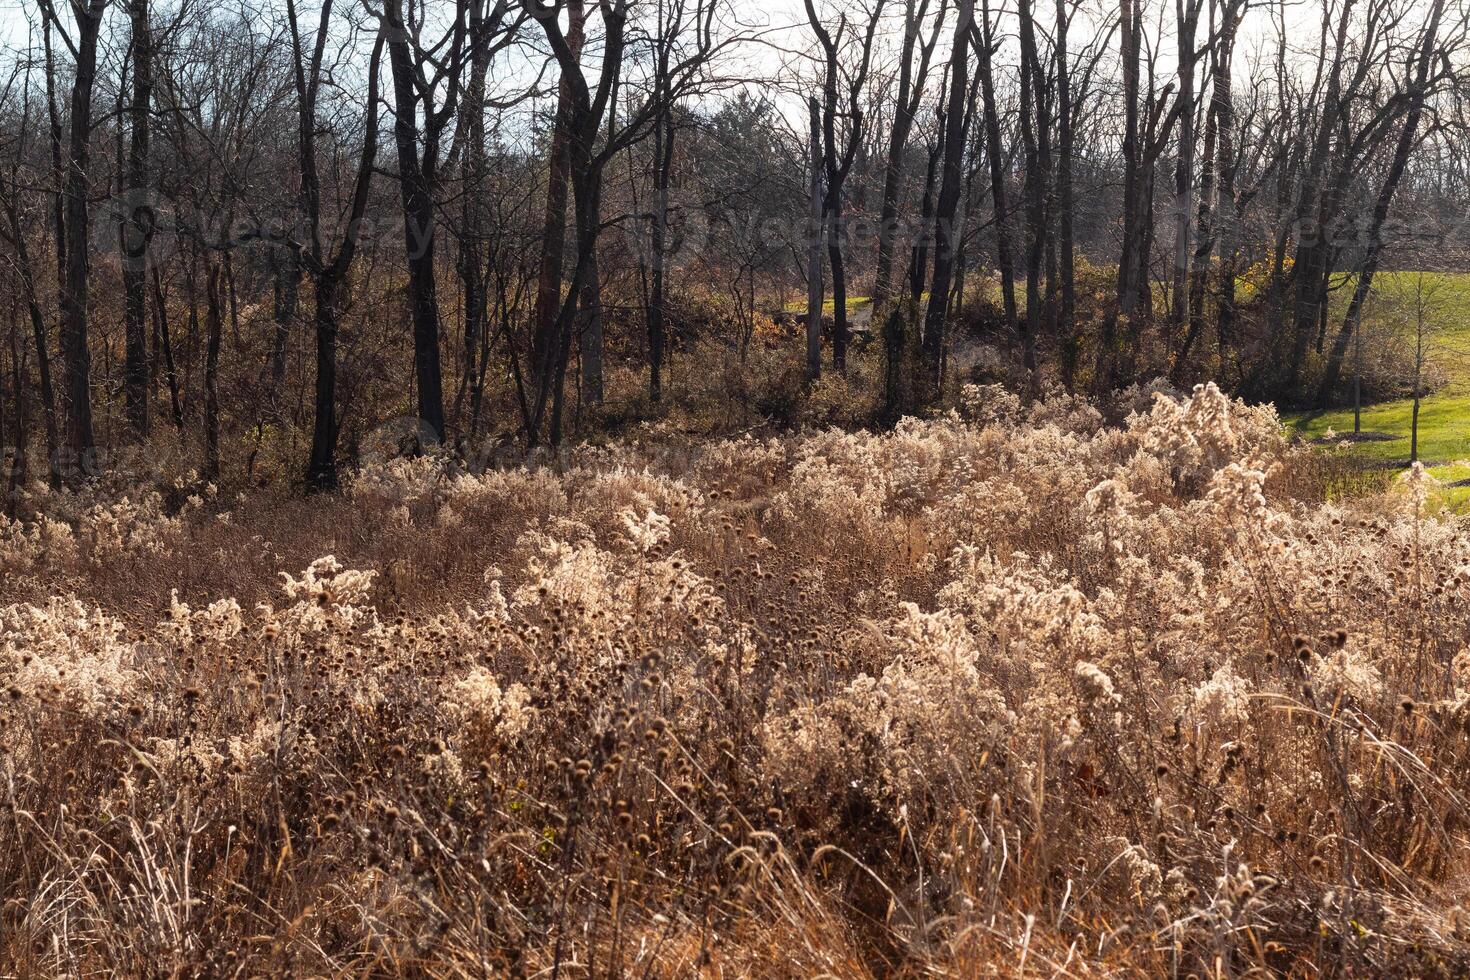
[2,382,1468,976]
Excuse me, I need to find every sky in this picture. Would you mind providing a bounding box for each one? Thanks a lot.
[0,0,1418,129]
[1,2,30,49]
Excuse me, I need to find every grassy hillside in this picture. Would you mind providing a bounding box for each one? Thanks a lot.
[1286,271,1470,505]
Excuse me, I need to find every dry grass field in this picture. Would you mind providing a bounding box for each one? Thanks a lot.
[3,382,1469,976]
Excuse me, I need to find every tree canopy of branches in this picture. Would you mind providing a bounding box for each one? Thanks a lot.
[0,0,1468,490]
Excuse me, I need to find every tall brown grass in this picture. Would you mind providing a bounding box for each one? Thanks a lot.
[2,382,1468,976]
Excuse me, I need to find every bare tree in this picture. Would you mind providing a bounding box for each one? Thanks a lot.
[1175,0,1244,383]
[530,0,586,400]
[920,0,973,399]
[38,0,112,478]
[380,0,488,446]
[805,95,824,382]
[0,140,61,480]
[1014,0,1051,387]
[972,0,1019,366]
[804,0,884,372]
[647,0,672,401]
[454,0,524,424]
[121,0,155,439]
[1168,0,1203,333]
[871,0,945,315]
[287,0,385,489]
[1054,0,1077,388]
[520,0,726,445]
[1317,0,1454,403]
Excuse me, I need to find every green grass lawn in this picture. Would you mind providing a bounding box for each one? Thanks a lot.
[1285,271,1470,508]
[783,295,873,315]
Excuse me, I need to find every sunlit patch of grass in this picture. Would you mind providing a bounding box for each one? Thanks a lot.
[782,295,872,314]
[1286,272,1470,509]
[1289,393,1470,465]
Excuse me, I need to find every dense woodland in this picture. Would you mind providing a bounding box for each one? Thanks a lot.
[7,1,1470,976]
[0,0,1467,490]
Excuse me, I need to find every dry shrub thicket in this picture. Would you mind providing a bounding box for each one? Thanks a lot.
[2,382,1470,976]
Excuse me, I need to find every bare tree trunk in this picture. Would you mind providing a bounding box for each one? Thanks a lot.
[1097,0,1142,393]
[184,251,199,407]
[922,0,973,400]
[2,296,10,487]
[828,200,849,373]
[805,97,824,384]
[649,97,673,402]
[1213,5,1239,359]
[57,0,110,478]
[579,83,615,408]
[1280,0,1355,396]
[579,249,603,405]
[469,264,505,438]
[455,0,492,427]
[1411,298,1421,463]
[0,179,61,478]
[122,0,153,440]
[522,0,636,447]
[1168,0,1200,332]
[880,303,909,426]
[1352,291,1361,434]
[455,237,487,427]
[267,244,299,400]
[976,0,1021,359]
[532,0,586,395]
[1176,0,1225,383]
[887,128,944,422]
[1114,0,1142,320]
[910,121,943,304]
[203,257,222,480]
[153,267,184,429]
[1015,0,1048,387]
[306,275,340,487]
[543,168,603,446]
[385,1,448,446]
[43,17,68,309]
[6,317,25,508]
[872,0,939,314]
[223,251,240,345]
[804,0,881,374]
[290,0,383,489]
[1055,0,1078,389]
